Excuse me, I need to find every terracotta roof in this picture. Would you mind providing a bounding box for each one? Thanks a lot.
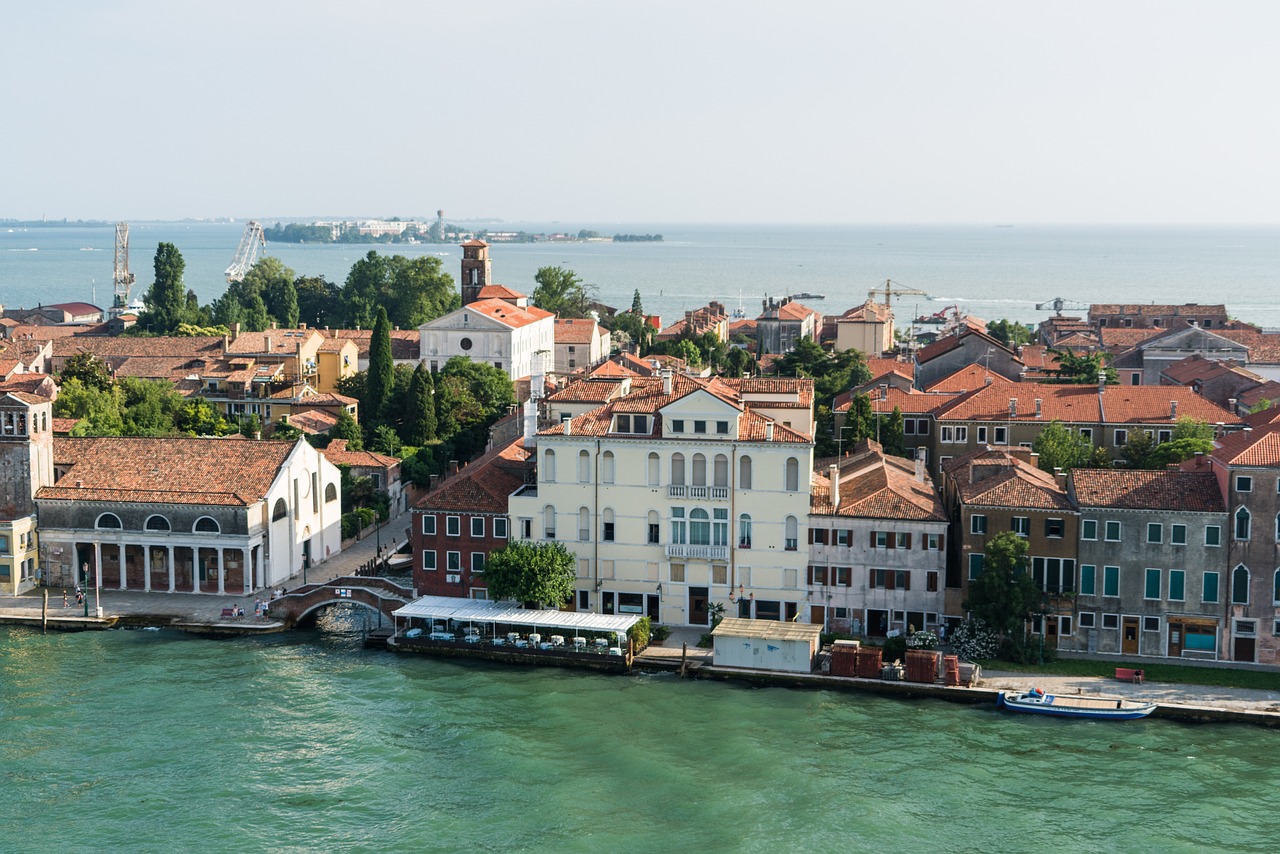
[225,329,322,356]
[465,298,553,330]
[770,301,818,321]
[321,439,400,471]
[6,324,96,340]
[588,359,638,378]
[728,318,756,336]
[1098,327,1167,351]
[1090,304,1226,319]
[51,417,81,434]
[285,409,339,434]
[717,376,814,409]
[476,284,526,300]
[0,374,56,397]
[45,302,103,316]
[1214,329,1280,365]
[460,239,488,247]
[413,438,532,513]
[53,336,224,360]
[1070,468,1224,512]
[945,450,1074,511]
[865,357,914,380]
[839,301,893,323]
[929,381,1237,425]
[1051,332,1100,349]
[1239,382,1280,412]
[554,318,601,344]
[1160,354,1258,385]
[546,378,627,403]
[926,364,1016,393]
[112,356,194,379]
[39,436,299,506]
[839,386,957,416]
[322,329,419,361]
[811,447,945,521]
[1100,386,1237,424]
[1210,426,1280,467]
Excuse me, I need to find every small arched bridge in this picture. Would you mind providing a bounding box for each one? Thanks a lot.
[268,576,415,628]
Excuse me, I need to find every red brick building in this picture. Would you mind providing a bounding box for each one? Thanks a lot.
[411,438,532,598]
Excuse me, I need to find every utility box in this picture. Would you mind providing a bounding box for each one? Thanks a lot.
[711,618,823,673]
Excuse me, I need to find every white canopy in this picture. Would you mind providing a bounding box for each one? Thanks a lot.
[394,595,641,635]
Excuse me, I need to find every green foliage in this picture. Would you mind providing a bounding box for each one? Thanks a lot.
[238,414,262,438]
[1172,417,1215,442]
[54,378,125,435]
[367,306,394,425]
[532,266,594,319]
[342,251,458,330]
[294,276,342,328]
[950,620,1001,660]
[1047,349,1117,385]
[987,319,1032,348]
[55,376,199,437]
[608,307,655,353]
[1120,430,1159,469]
[330,408,363,449]
[650,624,672,643]
[370,424,402,457]
[434,357,516,462]
[174,323,231,337]
[627,616,651,651]
[341,508,376,540]
[878,406,908,457]
[1119,419,1216,469]
[403,363,437,445]
[272,418,303,442]
[59,352,113,392]
[722,347,755,378]
[1147,437,1214,468]
[825,393,874,457]
[141,242,189,333]
[775,338,871,400]
[399,445,437,487]
[964,532,1045,638]
[881,634,908,662]
[174,397,234,436]
[483,540,576,607]
[1031,420,1094,472]
[630,289,644,315]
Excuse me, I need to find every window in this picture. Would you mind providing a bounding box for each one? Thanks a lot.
[420,514,438,536]
[1171,524,1186,545]
[616,414,631,433]
[714,454,728,488]
[1114,429,1128,447]
[602,451,615,484]
[1145,523,1162,544]
[1045,518,1064,539]
[739,456,752,489]
[1104,521,1121,542]
[1101,613,1120,630]
[447,516,461,537]
[1080,565,1096,596]
[272,499,288,522]
[1144,568,1161,600]
[870,569,910,590]
[144,515,170,532]
[1031,557,1075,593]
[648,510,660,545]
[940,425,967,443]
[738,514,752,548]
[716,420,729,434]
[325,482,338,502]
[668,563,685,583]
[692,453,707,486]
[447,551,461,572]
[993,426,1008,444]
[633,415,649,434]
[712,564,728,585]
[543,505,556,539]
[543,449,556,482]
[521,518,532,539]
[670,508,686,544]
[904,419,916,435]
[834,567,851,587]
[1078,611,1096,629]
[968,553,985,580]
[577,590,590,610]
[926,571,939,592]
[671,453,686,486]
[494,518,508,539]
[784,516,798,551]
[1232,565,1249,604]
[471,517,485,538]
[422,550,437,571]
[1235,619,1256,636]
[1078,427,1093,441]
[916,419,930,435]
[602,508,615,542]
[1169,569,1185,601]
[1011,516,1030,537]
[94,512,121,529]
[971,515,987,535]
[925,533,941,550]
[1103,566,1119,597]
[976,426,988,444]
[1236,475,1253,493]
[1059,615,1073,636]
[647,452,660,486]
[1157,429,1172,443]
[713,508,728,547]
[1081,519,1097,541]
[578,507,591,541]
[785,458,799,492]
[693,420,706,434]
[578,450,590,483]
[1143,616,1161,633]
[1235,506,1251,540]
[672,419,685,433]
[689,509,711,545]
[1202,571,1220,603]
[194,516,220,533]
[471,552,486,574]
[809,565,828,585]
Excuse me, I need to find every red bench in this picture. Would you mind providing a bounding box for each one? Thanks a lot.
[1115,667,1144,684]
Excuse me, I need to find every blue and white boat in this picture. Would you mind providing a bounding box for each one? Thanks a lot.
[997,688,1156,720]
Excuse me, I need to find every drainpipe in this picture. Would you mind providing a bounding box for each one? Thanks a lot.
[593,438,600,613]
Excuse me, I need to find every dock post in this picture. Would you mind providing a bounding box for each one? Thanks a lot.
[679,642,688,678]
[42,589,48,633]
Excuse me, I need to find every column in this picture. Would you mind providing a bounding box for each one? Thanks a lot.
[144,544,151,593]
[167,545,175,593]
[93,541,103,590]
[192,547,200,594]
[217,548,225,595]
[242,547,251,595]
[118,544,126,591]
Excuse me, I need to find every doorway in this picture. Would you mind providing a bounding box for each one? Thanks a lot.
[1234,636,1256,662]
[1121,616,1140,655]
[688,587,708,626]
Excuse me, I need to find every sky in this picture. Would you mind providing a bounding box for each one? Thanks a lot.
[3,1,1279,224]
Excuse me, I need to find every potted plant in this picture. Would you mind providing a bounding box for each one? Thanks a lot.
[651,624,672,645]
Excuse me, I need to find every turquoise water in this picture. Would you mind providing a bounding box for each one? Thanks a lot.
[1,624,1275,853]
[3,222,1279,330]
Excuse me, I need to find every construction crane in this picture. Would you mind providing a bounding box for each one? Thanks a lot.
[225,220,266,283]
[109,222,136,319]
[1035,296,1089,316]
[869,278,928,307]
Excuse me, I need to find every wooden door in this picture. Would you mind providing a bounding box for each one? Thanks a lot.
[1121,616,1140,655]
[1167,621,1184,658]
[689,587,708,626]
[1234,636,1256,662]
[810,605,826,626]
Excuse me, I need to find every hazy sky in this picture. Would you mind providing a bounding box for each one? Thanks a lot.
[4,1,1278,224]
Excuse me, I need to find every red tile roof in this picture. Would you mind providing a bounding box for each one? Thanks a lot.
[1210,426,1280,467]
[466,298,553,329]
[321,439,400,472]
[812,448,945,521]
[930,381,1237,425]
[413,438,532,513]
[477,284,527,300]
[944,449,1074,510]
[589,359,638,378]
[1098,327,1167,351]
[554,318,602,344]
[1090,303,1226,319]
[1160,354,1258,385]
[926,364,1016,393]
[1070,468,1224,512]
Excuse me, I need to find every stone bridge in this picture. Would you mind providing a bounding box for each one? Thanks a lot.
[267,576,415,628]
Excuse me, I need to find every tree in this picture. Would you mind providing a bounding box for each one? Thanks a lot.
[988,319,1032,348]
[630,289,644,315]
[434,357,516,462]
[1047,349,1117,385]
[54,378,125,435]
[879,406,907,457]
[294,276,342,329]
[532,266,593,318]
[341,251,457,330]
[367,306,394,427]
[59,352,113,392]
[370,424,403,457]
[238,257,301,329]
[118,377,186,436]
[141,242,188,333]
[963,531,1044,638]
[775,338,871,400]
[174,398,232,436]
[1120,430,1159,469]
[483,540,576,607]
[399,446,436,487]
[1172,417,1215,442]
[403,363,437,445]
[1031,420,1094,472]
[723,347,755,378]
[330,407,363,450]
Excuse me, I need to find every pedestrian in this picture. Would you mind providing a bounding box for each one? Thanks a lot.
[253,599,261,618]
[62,589,68,608]
[76,588,84,605]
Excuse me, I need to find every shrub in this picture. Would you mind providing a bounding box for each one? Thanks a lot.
[881,634,908,662]
[696,632,714,649]
[627,616,652,651]
[908,630,938,650]
[651,624,672,643]
[950,620,1000,661]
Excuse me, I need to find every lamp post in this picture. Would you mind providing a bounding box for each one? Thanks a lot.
[82,562,89,618]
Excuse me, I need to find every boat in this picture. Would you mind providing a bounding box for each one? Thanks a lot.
[996,688,1156,720]
[790,292,825,300]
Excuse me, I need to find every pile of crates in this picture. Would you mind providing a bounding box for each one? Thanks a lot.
[854,645,883,678]
[904,649,942,684]
[943,655,961,687]
[829,640,860,677]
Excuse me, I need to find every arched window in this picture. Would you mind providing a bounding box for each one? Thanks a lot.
[602,451,615,484]
[194,516,221,534]
[1235,506,1251,540]
[543,505,556,540]
[690,508,711,545]
[784,515,798,550]
[692,453,707,486]
[578,450,590,483]
[602,508,615,542]
[714,454,728,488]
[738,514,753,548]
[272,499,288,521]
[95,513,122,530]
[578,507,591,541]
[1275,512,1280,542]
[671,453,686,486]
[543,449,557,482]
[144,515,170,532]
[1232,564,1250,604]
[785,457,800,492]
[739,455,753,489]
[647,452,660,486]
[325,483,338,502]
[1273,568,1280,604]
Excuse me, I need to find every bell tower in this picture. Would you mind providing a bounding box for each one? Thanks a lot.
[460,239,492,305]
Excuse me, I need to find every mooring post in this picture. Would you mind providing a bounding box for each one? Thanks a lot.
[42,589,48,633]
[679,642,688,677]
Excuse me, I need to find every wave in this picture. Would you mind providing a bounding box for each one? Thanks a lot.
[6,248,38,252]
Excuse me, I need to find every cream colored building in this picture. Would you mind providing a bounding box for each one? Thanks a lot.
[508,373,815,627]
[419,299,555,380]
[834,300,895,357]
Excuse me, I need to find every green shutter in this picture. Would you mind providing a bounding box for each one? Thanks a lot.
[1080,565,1096,596]
[1203,572,1219,603]
[1169,570,1185,601]
[1145,568,1161,600]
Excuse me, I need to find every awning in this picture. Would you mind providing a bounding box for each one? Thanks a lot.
[393,595,641,635]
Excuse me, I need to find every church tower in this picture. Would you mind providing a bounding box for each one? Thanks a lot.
[460,239,492,306]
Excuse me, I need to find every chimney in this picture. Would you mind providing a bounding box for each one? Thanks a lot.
[1170,400,1178,419]
[915,447,927,482]
[429,474,439,490]
[231,322,241,341]
[828,463,840,509]
[564,418,573,436]
[270,321,278,330]
[1009,398,1017,418]
[449,460,460,475]
[662,370,673,395]
[765,422,775,441]
[75,480,83,488]
[265,336,273,353]
[984,375,993,386]
[523,398,538,448]
[879,384,888,400]
[1228,398,1238,412]
[299,323,307,330]
[1035,398,1043,419]
[1098,374,1106,393]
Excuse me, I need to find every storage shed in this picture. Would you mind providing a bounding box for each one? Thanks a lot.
[711,618,823,673]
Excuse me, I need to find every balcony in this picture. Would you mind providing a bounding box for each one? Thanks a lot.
[665,544,729,560]
[668,485,729,500]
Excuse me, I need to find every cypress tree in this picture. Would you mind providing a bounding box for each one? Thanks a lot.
[367,306,394,427]
[143,242,186,333]
[406,362,437,445]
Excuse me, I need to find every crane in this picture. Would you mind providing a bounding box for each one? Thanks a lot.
[225,220,266,283]
[109,222,136,319]
[869,278,928,307]
[1035,296,1089,316]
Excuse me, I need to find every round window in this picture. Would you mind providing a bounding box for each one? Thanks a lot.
[460,337,473,351]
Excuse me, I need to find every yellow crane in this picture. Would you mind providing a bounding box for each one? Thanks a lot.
[869,278,928,307]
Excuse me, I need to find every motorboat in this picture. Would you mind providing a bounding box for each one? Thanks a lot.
[997,688,1155,720]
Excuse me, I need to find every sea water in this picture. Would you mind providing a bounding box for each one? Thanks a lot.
[0,625,1275,852]
[2,222,1279,330]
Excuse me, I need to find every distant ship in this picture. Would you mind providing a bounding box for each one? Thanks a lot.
[789,292,825,300]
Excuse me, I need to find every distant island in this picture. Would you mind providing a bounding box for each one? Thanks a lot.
[263,221,663,245]
[612,233,663,242]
